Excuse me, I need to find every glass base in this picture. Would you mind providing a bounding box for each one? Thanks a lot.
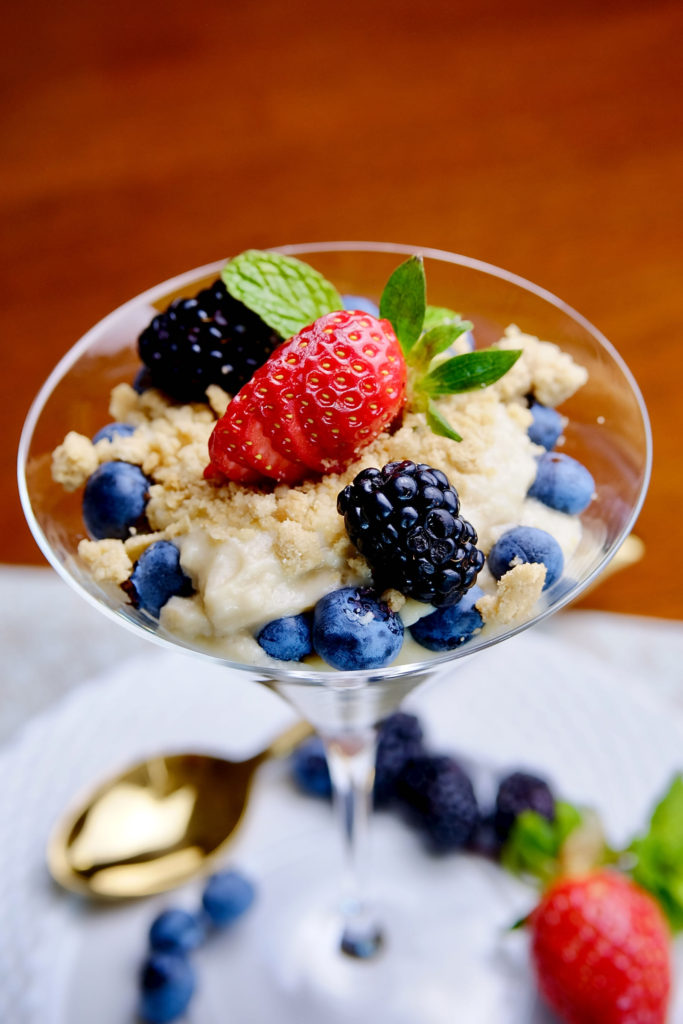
[61,815,548,1024]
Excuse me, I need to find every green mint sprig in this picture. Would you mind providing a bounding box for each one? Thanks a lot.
[222,250,342,340]
[423,304,467,332]
[379,255,521,442]
[628,774,683,932]
[502,802,585,885]
[409,321,474,367]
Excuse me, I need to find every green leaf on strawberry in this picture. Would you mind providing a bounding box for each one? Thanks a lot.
[502,802,584,884]
[628,773,683,932]
[222,250,343,340]
[379,255,426,353]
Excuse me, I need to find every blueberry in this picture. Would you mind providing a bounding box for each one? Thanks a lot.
[409,585,484,651]
[374,712,425,806]
[122,541,193,618]
[312,587,404,670]
[494,770,555,841]
[341,294,380,317]
[92,422,136,444]
[256,612,313,661]
[139,952,195,1024]
[528,452,595,514]
[487,526,563,590]
[527,401,564,450]
[396,754,480,851]
[290,736,332,798]
[202,870,256,927]
[149,908,205,954]
[82,461,150,540]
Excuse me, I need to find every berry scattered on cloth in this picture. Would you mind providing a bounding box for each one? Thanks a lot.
[139,869,256,1023]
[149,909,205,954]
[494,770,555,841]
[396,753,480,851]
[138,952,196,1024]
[530,871,671,1024]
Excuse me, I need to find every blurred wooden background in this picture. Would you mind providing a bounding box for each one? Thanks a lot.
[3,0,682,617]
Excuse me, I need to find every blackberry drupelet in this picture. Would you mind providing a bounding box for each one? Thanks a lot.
[396,754,480,851]
[138,279,280,403]
[337,461,485,607]
[374,712,425,806]
[494,770,556,841]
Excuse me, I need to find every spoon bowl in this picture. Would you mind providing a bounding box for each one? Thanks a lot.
[47,721,311,899]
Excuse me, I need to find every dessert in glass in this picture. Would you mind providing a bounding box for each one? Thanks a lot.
[18,242,651,1014]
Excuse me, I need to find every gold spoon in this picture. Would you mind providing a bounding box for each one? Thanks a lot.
[47,719,313,900]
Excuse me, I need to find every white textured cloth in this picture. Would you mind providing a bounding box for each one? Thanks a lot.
[1,565,683,1024]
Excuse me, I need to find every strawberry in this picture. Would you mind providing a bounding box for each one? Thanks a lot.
[206,310,407,485]
[530,870,671,1024]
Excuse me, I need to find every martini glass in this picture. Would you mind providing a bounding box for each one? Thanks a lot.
[18,243,651,1015]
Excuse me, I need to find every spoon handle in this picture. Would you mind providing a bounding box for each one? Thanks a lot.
[264,719,314,760]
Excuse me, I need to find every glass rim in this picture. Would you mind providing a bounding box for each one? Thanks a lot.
[17,241,653,687]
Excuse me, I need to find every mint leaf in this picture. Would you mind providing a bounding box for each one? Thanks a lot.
[502,811,561,883]
[379,256,426,354]
[629,774,683,931]
[408,320,474,369]
[222,250,342,339]
[420,349,521,396]
[426,399,462,442]
[502,802,583,884]
[423,304,462,331]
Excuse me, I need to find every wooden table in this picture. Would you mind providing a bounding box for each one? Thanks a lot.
[3,0,682,618]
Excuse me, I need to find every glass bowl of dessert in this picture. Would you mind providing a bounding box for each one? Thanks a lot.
[18,242,651,1013]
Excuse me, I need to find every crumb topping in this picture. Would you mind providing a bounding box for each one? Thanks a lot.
[51,329,588,655]
[476,562,547,626]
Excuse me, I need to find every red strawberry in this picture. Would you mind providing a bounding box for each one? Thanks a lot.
[206,310,407,484]
[530,870,671,1024]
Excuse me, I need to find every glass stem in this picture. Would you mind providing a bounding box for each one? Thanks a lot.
[322,726,384,959]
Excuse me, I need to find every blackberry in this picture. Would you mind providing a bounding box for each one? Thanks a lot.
[469,813,503,859]
[374,712,425,806]
[138,278,280,403]
[337,461,485,607]
[494,770,555,841]
[396,754,480,851]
